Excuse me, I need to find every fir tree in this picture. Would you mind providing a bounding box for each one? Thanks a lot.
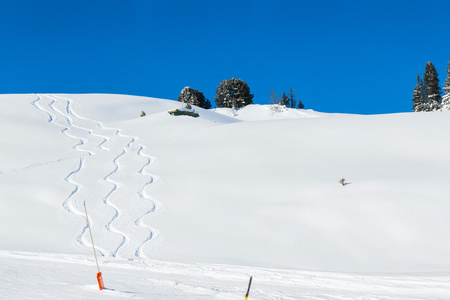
[280,92,289,107]
[412,74,426,112]
[203,98,212,109]
[215,78,254,108]
[442,57,450,110]
[297,98,305,109]
[423,61,442,111]
[178,86,211,109]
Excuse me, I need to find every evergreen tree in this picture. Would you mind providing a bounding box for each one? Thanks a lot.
[289,88,296,108]
[280,92,289,107]
[297,98,305,109]
[178,86,211,109]
[203,98,212,109]
[412,74,426,112]
[423,61,442,111]
[215,78,254,108]
[442,57,450,110]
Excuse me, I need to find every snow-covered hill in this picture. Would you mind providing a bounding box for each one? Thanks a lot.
[1,94,450,299]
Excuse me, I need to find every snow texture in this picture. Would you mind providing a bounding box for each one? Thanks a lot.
[1,94,450,299]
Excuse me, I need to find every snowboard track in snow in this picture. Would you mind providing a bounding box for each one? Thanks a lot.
[33,94,160,259]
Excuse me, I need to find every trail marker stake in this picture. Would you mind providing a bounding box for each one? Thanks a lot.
[84,201,105,290]
[245,276,252,300]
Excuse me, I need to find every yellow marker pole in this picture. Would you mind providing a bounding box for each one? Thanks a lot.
[245,276,252,299]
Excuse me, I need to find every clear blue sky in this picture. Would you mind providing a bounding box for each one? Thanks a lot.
[1,0,449,114]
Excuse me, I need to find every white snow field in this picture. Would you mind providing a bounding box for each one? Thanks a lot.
[1,94,450,299]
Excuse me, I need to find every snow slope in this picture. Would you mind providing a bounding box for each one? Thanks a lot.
[1,94,450,299]
[2,250,450,300]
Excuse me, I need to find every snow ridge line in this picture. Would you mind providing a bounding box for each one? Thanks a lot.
[134,145,160,258]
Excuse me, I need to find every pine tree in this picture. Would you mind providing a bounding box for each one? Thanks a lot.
[442,57,450,110]
[412,74,426,112]
[297,98,305,109]
[289,88,296,108]
[178,86,211,109]
[203,98,212,109]
[423,61,442,111]
[215,78,254,108]
[280,92,289,107]
[178,86,198,106]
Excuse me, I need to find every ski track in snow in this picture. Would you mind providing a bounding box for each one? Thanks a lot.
[61,157,84,233]
[34,94,102,253]
[134,145,160,258]
[50,93,129,258]
[32,94,160,259]
[31,95,53,122]
[46,95,94,157]
[0,158,68,175]
[99,128,160,259]
[58,95,111,152]
[102,145,130,257]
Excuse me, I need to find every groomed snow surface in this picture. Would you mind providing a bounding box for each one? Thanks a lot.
[1,94,450,299]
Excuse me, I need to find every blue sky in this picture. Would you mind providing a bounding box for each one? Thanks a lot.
[0,0,449,114]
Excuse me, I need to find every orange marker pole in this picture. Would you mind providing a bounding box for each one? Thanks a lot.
[84,201,105,290]
[97,272,104,290]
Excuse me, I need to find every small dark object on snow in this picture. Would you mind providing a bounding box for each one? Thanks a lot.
[140,111,146,117]
[245,276,252,299]
[168,109,199,118]
[339,178,346,186]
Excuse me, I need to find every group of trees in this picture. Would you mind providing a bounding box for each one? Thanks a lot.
[178,78,305,110]
[178,78,253,109]
[270,88,304,109]
[412,60,450,111]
